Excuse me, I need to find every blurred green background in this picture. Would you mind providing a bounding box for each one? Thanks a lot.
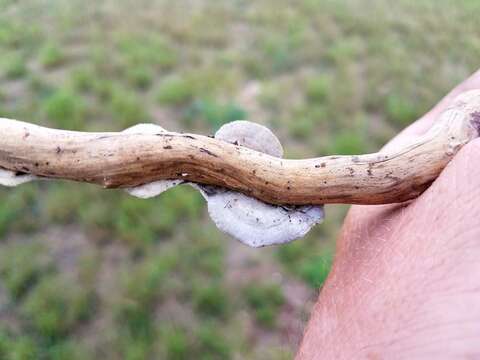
[0,0,479,358]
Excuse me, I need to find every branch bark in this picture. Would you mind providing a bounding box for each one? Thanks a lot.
[1,91,479,205]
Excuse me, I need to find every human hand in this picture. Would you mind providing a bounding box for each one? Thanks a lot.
[298,70,480,359]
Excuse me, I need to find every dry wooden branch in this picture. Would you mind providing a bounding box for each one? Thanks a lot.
[1,91,479,206]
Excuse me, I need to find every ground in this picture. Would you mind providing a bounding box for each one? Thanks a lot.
[0,0,479,359]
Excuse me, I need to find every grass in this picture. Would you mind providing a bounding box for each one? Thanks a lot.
[21,274,95,341]
[195,324,231,360]
[3,53,28,79]
[0,242,52,300]
[163,327,190,360]
[113,186,203,248]
[288,117,315,140]
[42,89,85,130]
[0,327,90,360]
[184,237,224,278]
[116,33,178,69]
[305,75,330,103]
[39,42,65,69]
[0,0,479,358]
[0,330,39,360]
[185,99,247,130]
[0,186,40,237]
[157,75,195,105]
[43,184,87,224]
[69,67,96,93]
[193,282,229,319]
[108,87,150,129]
[299,253,333,288]
[276,236,334,289]
[243,283,285,329]
[0,19,40,49]
[385,93,422,127]
[126,66,153,90]
[113,252,179,357]
[328,130,367,155]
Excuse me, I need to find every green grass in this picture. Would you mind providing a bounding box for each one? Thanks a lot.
[69,67,96,93]
[39,42,65,69]
[116,33,178,69]
[0,329,40,360]
[42,89,85,130]
[276,235,334,289]
[113,186,203,248]
[0,242,52,300]
[193,282,229,319]
[157,75,195,105]
[3,53,28,79]
[43,184,87,224]
[185,99,247,130]
[0,186,40,236]
[0,19,40,48]
[305,75,330,103]
[113,252,179,357]
[328,131,367,155]
[126,66,153,90]
[108,87,150,129]
[299,253,333,288]
[21,274,95,341]
[163,327,190,360]
[195,324,231,360]
[289,118,315,140]
[184,236,224,278]
[47,341,90,360]
[243,283,285,329]
[385,93,422,127]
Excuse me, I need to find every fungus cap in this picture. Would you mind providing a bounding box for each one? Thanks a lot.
[214,120,283,157]
[205,121,324,246]
[206,189,324,247]
[0,169,36,187]
[123,123,180,198]
[125,120,324,246]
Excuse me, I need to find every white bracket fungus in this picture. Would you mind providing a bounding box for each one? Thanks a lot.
[0,168,37,187]
[204,189,324,247]
[123,121,324,247]
[123,124,184,198]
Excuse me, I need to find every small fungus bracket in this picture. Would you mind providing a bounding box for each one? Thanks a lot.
[0,168,37,187]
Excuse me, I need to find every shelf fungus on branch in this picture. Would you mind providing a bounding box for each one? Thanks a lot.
[1,90,480,247]
[122,121,324,247]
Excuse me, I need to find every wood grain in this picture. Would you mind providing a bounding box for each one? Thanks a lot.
[1,92,479,205]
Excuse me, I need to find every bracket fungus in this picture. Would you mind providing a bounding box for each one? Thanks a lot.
[122,121,324,247]
[0,168,37,187]
[1,90,480,247]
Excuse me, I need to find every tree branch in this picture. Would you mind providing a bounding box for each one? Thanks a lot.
[1,91,479,205]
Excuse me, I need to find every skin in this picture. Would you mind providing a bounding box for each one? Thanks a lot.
[298,69,480,359]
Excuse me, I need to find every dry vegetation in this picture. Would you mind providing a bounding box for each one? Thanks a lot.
[0,0,479,358]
